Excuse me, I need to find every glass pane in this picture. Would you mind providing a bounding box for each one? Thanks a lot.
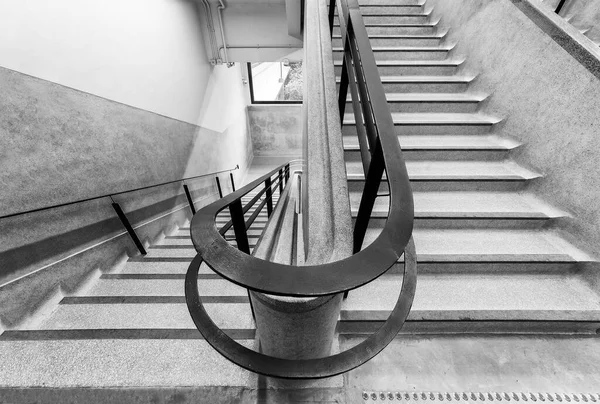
[250,61,303,102]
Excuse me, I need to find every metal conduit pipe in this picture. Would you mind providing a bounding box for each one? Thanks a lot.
[200,0,219,64]
[217,0,233,66]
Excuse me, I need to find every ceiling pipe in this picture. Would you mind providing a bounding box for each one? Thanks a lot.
[200,0,219,65]
[217,0,234,67]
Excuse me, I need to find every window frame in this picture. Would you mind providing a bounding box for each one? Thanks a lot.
[247,62,303,105]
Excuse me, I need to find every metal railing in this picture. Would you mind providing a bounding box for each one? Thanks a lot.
[1,165,239,255]
[185,0,416,379]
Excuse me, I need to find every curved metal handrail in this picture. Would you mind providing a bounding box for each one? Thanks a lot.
[185,0,416,379]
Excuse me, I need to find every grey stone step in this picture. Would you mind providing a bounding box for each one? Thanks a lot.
[333,45,454,61]
[344,92,485,113]
[341,334,600,391]
[342,112,501,135]
[34,302,253,330]
[352,5,426,14]
[340,273,600,333]
[349,191,565,228]
[362,228,594,263]
[334,13,431,25]
[0,339,255,387]
[344,134,518,161]
[337,75,473,92]
[332,33,445,47]
[81,278,247,297]
[333,23,439,36]
[334,59,464,76]
[358,0,423,5]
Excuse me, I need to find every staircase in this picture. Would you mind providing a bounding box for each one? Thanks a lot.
[333,0,600,393]
[0,194,275,395]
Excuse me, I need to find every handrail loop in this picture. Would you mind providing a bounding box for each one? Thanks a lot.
[185,0,416,379]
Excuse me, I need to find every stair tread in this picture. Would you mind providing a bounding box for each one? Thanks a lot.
[349,191,565,218]
[80,278,246,297]
[0,339,255,387]
[35,302,253,330]
[346,93,486,102]
[346,160,540,180]
[362,228,594,261]
[344,134,518,150]
[343,112,501,125]
[342,274,600,319]
[337,75,474,82]
[333,34,445,39]
[333,45,454,51]
[334,59,464,66]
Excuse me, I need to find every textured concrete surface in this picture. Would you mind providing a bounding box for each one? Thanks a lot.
[343,334,600,392]
[248,105,303,158]
[427,0,600,258]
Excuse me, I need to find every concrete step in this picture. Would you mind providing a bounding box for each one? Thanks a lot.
[35,302,253,330]
[340,272,600,333]
[334,59,464,76]
[337,75,473,92]
[341,334,600,391]
[349,191,565,228]
[343,134,519,161]
[334,13,431,25]
[346,160,540,192]
[342,112,501,135]
[351,5,426,14]
[358,0,423,5]
[344,92,486,113]
[0,339,255,388]
[333,23,439,36]
[82,277,247,297]
[333,45,454,61]
[332,33,446,47]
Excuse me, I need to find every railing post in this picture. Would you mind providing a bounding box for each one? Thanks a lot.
[265,177,273,217]
[328,0,336,36]
[215,176,224,198]
[230,172,236,193]
[183,183,196,215]
[229,199,250,254]
[111,200,147,255]
[278,169,284,194]
[555,0,567,13]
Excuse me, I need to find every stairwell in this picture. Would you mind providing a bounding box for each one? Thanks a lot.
[333,0,600,394]
[2,0,600,400]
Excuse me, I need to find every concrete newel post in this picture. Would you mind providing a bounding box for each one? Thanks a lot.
[250,0,353,362]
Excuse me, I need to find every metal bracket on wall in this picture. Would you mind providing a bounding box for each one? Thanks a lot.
[110,197,147,255]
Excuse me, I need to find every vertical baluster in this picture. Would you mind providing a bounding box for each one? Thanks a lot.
[229,199,250,254]
[183,183,196,215]
[265,177,273,217]
[230,172,236,193]
[215,176,224,198]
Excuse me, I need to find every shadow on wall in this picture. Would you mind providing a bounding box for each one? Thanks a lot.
[247,104,303,159]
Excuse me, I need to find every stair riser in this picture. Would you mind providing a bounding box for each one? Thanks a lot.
[347,6,426,14]
[344,149,508,162]
[347,180,529,193]
[338,320,600,334]
[385,261,579,275]
[333,25,437,35]
[344,100,480,113]
[360,217,551,229]
[334,49,451,61]
[342,123,493,136]
[358,0,423,5]
[334,15,431,24]
[334,64,459,76]
[337,81,469,93]
[333,36,444,47]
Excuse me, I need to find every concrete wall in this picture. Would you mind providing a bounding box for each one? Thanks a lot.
[0,1,254,329]
[202,0,303,62]
[248,105,303,158]
[429,0,600,255]
[0,0,211,124]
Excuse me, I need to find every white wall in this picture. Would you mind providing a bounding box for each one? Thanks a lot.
[0,0,211,124]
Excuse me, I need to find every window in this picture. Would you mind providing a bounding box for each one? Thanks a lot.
[247,61,303,104]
